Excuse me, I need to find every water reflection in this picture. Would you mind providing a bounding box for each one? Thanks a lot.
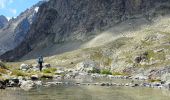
[0,85,170,100]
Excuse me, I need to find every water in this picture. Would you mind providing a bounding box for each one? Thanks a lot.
[1,85,170,100]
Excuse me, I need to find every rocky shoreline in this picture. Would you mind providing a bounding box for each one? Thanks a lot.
[1,62,170,91]
[1,73,170,91]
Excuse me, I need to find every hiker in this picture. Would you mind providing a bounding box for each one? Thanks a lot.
[37,56,44,71]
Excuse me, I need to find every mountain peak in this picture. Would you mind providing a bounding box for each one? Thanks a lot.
[0,15,8,29]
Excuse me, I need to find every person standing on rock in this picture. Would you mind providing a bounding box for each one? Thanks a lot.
[37,56,44,72]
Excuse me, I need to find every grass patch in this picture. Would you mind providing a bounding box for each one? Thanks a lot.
[42,68,57,74]
[148,79,161,83]
[11,70,27,76]
[0,68,8,74]
[112,72,129,76]
[101,69,112,75]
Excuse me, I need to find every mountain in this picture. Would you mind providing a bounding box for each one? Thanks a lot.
[0,1,47,56]
[1,0,170,61]
[0,15,8,29]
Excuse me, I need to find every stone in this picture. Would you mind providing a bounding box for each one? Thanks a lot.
[55,70,65,74]
[20,64,29,71]
[133,74,148,80]
[76,60,99,72]
[8,78,20,87]
[44,63,51,68]
[20,80,36,91]
[0,80,6,89]
[31,75,39,81]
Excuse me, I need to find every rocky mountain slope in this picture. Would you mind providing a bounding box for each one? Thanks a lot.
[0,1,47,56]
[0,15,8,29]
[1,0,170,61]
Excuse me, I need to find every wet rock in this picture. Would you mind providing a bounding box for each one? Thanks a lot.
[41,75,53,79]
[20,80,36,91]
[53,75,62,80]
[8,78,20,87]
[31,75,39,81]
[0,80,6,89]
[100,83,106,86]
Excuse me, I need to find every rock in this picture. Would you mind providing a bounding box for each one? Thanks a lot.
[53,75,62,80]
[100,83,106,86]
[154,48,164,53]
[161,73,170,82]
[0,80,6,89]
[31,75,39,81]
[20,80,36,91]
[133,74,148,80]
[131,83,139,87]
[55,70,65,74]
[41,74,53,79]
[8,79,20,87]
[162,81,170,90]
[134,52,148,63]
[20,64,29,71]
[34,81,42,86]
[76,60,99,72]
[44,63,51,68]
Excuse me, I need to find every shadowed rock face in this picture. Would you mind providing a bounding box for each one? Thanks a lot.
[0,15,8,29]
[1,0,170,61]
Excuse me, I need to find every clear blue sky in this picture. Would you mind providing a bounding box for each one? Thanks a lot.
[0,0,41,20]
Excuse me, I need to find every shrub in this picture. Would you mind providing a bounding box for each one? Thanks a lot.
[101,69,112,75]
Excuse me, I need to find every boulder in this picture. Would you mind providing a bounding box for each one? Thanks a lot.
[55,70,65,74]
[31,75,39,81]
[20,64,29,71]
[20,80,36,91]
[76,60,99,72]
[8,78,20,87]
[0,80,6,89]
[43,63,51,68]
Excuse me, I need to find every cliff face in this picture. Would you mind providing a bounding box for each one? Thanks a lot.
[0,15,8,29]
[0,1,47,56]
[1,0,170,61]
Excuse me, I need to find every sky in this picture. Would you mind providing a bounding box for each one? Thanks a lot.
[0,0,41,20]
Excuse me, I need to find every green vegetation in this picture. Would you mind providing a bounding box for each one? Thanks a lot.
[148,79,161,83]
[101,69,112,75]
[11,70,27,76]
[112,72,129,76]
[42,68,57,74]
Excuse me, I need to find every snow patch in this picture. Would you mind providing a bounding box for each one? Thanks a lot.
[35,7,39,13]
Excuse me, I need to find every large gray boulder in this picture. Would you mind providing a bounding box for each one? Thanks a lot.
[76,60,99,72]
[20,80,36,91]
[20,64,29,71]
